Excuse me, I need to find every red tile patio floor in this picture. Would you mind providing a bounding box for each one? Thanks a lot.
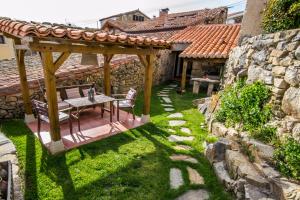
[26,107,144,150]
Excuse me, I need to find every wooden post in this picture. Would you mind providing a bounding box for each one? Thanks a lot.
[13,39,33,118]
[41,52,61,141]
[103,54,113,96]
[181,60,188,92]
[143,54,155,121]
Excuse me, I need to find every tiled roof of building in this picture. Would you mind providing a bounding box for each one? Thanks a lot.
[170,24,241,59]
[0,17,170,47]
[0,54,138,96]
[126,7,227,33]
[100,9,150,21]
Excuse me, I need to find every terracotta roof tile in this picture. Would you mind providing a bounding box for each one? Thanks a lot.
[170,24,241,59]
[0,17,171,47]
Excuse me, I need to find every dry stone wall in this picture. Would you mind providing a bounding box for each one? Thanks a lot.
[222,28,300,142]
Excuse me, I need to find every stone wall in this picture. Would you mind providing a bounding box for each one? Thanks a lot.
[0,51,174,119]
[222,28,300,141]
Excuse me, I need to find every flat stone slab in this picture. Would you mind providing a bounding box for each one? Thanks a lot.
[187,167,204,185]
[170,154,198,164]
[175,189,209,200]
[157,94,169,97]
[169,120,186,126]
[162,97,172,103]
[0,134,10,145]
[167,113,183,118]
[169,84,178,88]
[0,142,16,156]
[168,129,176,133]
[170,168,184,189]
[165,108,175,112]
[181,128,191,134]
[174,145,193,151]
[168,135,194,142]
[162,104,173,107]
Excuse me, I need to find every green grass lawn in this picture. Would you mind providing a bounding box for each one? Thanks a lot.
[0,82,232,200]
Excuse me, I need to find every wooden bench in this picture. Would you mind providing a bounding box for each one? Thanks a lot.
[191,78,220,96]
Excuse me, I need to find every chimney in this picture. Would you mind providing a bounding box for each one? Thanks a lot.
[159,8,169,17]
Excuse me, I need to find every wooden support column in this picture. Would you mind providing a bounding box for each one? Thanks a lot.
[181,59,188,92]
[13,39,33,121]
[139,54,155,122]
[41,52,61,142]
[103,54,114,96]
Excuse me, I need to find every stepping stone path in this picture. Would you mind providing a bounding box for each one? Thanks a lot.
[169,120,186,127]
[175,189,209,200]
[187,167,204,185]
[174,145,193,151]
[170,154,198,164]
[159,84,209,198]
[170,168,184,189]
[181,127,191,134]
[167,113,183,118]
[168,135,194,142]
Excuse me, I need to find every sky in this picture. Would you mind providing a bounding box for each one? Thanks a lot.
[1,0,246,28]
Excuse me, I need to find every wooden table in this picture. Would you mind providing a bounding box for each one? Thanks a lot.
[65,95,115,131]
[191,78,220,96]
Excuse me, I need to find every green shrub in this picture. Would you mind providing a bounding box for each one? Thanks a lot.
[263,0,300,33]
[215,81,272,133]
[274,138,300,180]
[250,125,277,144]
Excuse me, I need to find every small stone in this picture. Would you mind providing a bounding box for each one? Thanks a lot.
[272,66,286,76]
[162,97,172,103]
[180,127,191,134]
[168,135,194,142]
[274,78,288,89]
[213,162,234,189]
[169,120,186,126]
[211,122,228,136]
[170,154,198,164]
[187,167,204,185]
[270,49,288,58]
[280,56,293,67]
[165,108,175,112]
[174,145,193,151]
[167,113,183,118]
[295,46,300,60]
[175,189,209,200]
[284,66,299,86]
[170,168,184,189]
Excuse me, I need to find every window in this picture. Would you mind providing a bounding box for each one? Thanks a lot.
[138,16,144,21]
[0,35,5,44]
[133,15,144,21]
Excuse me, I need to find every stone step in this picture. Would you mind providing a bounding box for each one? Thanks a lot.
[168,135,194,142]
[175,189,209,200]
[174,145,193,151]
[161,104,173,107]
[157,94,169,97]
[170,168,184,189]
[187,167,204,185]
[169,84,178,88]
[162,97,172,103]
[169,120,186,126]
[170,154,198,164]
[164,108,175,112]
[168,129,176,133]
[180,127,191,134]
[167,113,183,118]
[213,161,234,190]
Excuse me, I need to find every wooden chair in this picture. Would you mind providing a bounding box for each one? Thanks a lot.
[112,88,137,120]
[31,100,73,135]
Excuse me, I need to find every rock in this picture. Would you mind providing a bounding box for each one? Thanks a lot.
[175,189,209,200]
[211,122,228,136]
[227,128,239,137]
[280,56,293,67]
[170,168,184,189]
[292,123,300,142]
[274,78,288,89]
[0,142,16,156]
[248,139,274,162]
[168,135,194,142]
[187,167,204,185]
[295,46,300,60]
[169,84,177,88]
[167,113,183,118]
[244,184,270,200]
[252,50,267,63]
[174,145,193,151]
[205,138,232,164]
[0,133,10,145]
[247,66,273,85]
[164,108,175,112]
[157,94,169,97]
[272,87,286,96]
[161,104,173,107]
[180,128,191,134]
[284,66,299,86]
[282,87,300,119]
[170,154,198,164]
[213,161,234,190]
[270,49,288,58]
[162,97,172,103]
[169,120,186,127]
[287,41,299,51]
[269,178,300,200]
[272,66,286,77]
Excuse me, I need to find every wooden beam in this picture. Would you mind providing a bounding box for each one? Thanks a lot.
[181,60,188,92]
[13,39,33,115]
[103,54,114,96]
[29,42,159,55]
[53,52,71,71]
[138,55,148,67]
[143,54,155,116]
[41,52,61,141]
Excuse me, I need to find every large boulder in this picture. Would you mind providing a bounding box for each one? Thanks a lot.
[282,87,300,119]
[269,178,300,200]
[205,138,232,163]
[247,65,273,85]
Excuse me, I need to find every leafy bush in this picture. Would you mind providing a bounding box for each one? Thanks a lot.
[250,125,277,144]
[215,81,272,133]
[263,0,300,33]
[274,138,300,180]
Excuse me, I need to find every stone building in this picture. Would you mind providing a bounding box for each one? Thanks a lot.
[226,11,244,24]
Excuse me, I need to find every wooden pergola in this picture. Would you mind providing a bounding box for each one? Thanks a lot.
[0,18,171,153]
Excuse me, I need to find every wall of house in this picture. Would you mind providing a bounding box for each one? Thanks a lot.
[191,59,225,79]
[0,35,15,60]
[221,28,300,142]
[0,51,174,119]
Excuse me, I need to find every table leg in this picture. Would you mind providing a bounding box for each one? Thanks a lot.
[77,107,81,131]
[193,81,200,94]
[110,101,113,122]
[207,83,214,96]
[101,103,104,118]
[117,101,119,121]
